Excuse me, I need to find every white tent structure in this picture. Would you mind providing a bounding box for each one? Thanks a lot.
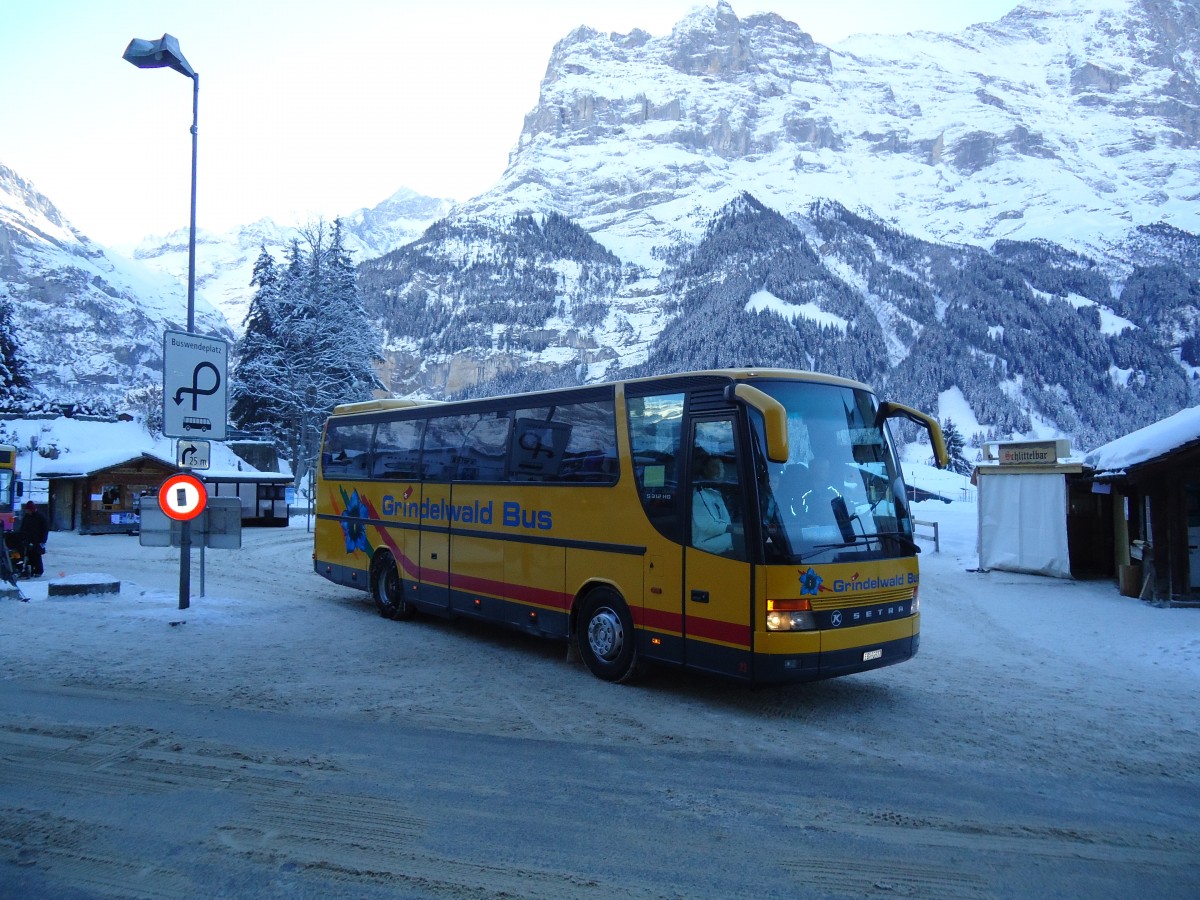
[974,439,1081,578]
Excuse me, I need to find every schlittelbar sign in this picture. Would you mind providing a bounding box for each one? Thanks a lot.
[997,441,1058,465]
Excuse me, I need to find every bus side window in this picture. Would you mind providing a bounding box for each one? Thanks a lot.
[422,416,463,481]
[554,399,618,484]
[689,419,746,560]
[422,414,486,481]
[626,392,686,544]
[323,423,373,477]
[508,418,571,481]
[459,413,509,482]
[372,418,423,479]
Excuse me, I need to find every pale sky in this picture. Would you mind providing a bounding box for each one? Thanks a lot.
[1,0,1019,247]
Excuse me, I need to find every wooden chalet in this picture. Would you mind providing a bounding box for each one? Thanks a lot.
[37,450,178,534]
[1085,407,1200,607]
[36,447,294,534]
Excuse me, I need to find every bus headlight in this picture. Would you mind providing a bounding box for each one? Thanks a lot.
[911,588,920,615]
[766,610,816,631]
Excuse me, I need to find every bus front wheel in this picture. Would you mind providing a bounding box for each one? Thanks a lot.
[576,588,639,683]
[371,551,415,621]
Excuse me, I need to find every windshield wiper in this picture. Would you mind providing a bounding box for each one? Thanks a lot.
[810,532,921,555]
[849,531,920,554]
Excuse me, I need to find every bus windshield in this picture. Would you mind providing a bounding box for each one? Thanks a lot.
[752,381,914,564]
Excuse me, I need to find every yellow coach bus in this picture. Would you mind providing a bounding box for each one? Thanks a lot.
[0,444,23,531]
[313,369,947,684]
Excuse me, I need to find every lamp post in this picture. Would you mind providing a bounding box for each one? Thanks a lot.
[124,33,199,609]
[122,34,198,332]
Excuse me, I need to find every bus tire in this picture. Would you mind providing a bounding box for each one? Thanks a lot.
[371,551,415,621]
[576,587,639,683]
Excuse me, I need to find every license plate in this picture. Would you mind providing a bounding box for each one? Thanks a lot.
[863,648,883,661]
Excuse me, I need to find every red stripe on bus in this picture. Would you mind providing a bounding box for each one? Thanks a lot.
[636,606,750,649]
[637,606,679,631]
[364,507,421,579]
[685,617,751,647]
[449,570,572,611]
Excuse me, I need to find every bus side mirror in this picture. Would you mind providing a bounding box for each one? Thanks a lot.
[877,401,949,469]
[728,384,789,463]
[15,480,22,498]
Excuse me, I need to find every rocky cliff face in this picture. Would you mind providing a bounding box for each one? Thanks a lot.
[466,0,1198,264]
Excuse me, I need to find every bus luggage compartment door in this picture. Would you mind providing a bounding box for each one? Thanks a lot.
[683,547,753,679]
[417,483,451,612]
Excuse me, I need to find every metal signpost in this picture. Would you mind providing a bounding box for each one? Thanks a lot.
[162,330,227,610]
[157,472,207,609]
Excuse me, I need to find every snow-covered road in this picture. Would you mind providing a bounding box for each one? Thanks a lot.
[1,503,1197,896]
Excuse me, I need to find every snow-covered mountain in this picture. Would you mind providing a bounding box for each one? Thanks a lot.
[471,0,1199,263]
[361,0,1200,449]
[126,188,453,332]
[4,0,1199,453]
[0,163,231,409]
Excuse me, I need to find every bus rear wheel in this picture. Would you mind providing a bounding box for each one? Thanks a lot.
[371,551,415,620]
[576,588,639,683]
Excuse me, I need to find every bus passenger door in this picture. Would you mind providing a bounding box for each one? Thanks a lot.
[684,418,754,679]
[417,482,452,612]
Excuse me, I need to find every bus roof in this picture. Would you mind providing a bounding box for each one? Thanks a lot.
[629,368,872,393]
[326,369,874,419]
[331,398,440,416]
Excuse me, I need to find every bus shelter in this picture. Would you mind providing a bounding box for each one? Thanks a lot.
[38,450,294,534]
[202,472,293,527]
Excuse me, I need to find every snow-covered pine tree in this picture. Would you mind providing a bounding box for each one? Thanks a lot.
[233,222,382,488]
[0,291,31,408]
[942,418,972,475]
[230,245,285,434]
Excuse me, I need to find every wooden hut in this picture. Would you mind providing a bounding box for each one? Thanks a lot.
[37,448,296,534]
[37,450,178,534]
[1085,407,1200,607]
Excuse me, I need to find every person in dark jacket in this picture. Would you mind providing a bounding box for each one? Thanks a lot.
[17,501,48,577]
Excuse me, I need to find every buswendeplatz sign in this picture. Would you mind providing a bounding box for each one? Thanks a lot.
[163,330,228,440]
[159,473,208,522]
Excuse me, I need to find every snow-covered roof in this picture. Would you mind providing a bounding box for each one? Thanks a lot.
[34,445,281,481]
[35,449,176,478]
[1085,406,1200,474]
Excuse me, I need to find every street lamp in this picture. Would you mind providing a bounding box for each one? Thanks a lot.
[122,33,198,333]
[124,34,200,611]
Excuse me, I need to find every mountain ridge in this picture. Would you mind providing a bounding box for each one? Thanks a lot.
[3,0,1199,454]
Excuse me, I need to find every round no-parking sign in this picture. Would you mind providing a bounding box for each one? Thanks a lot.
[159,473,208,521]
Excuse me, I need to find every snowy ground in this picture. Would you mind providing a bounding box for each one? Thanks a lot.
[2,502,1198,897]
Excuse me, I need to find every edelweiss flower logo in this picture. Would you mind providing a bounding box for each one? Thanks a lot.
[339,488,371,555]
[799,566,823,596]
